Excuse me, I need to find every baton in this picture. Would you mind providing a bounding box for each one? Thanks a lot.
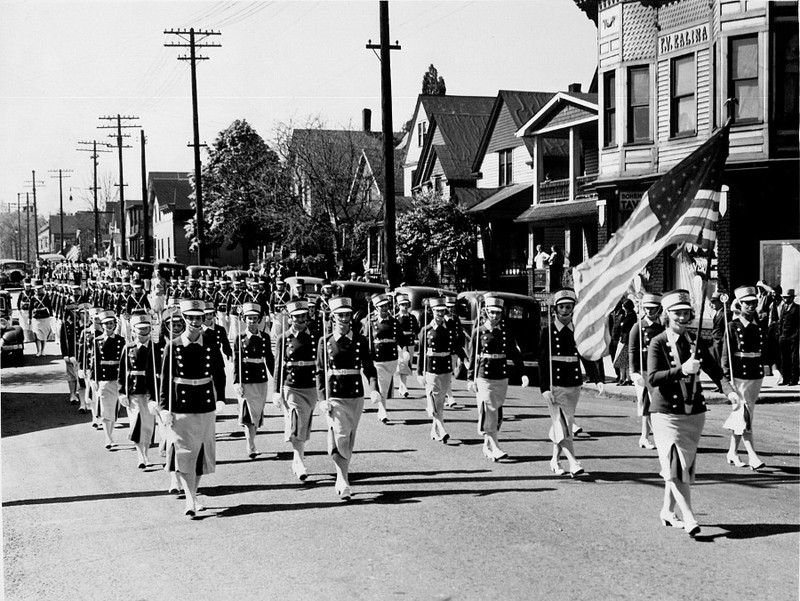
[721,293,735,386]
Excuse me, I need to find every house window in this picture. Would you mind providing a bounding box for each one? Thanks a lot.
[498,149,513,186]
[729,35,760,122]
[772,17,799,141]
[671,54,696,136]
[603,70,616,146]
[417,121,427,147]
[627,66,650,142]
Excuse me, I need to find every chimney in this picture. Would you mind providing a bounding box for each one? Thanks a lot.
[568,83,582,93]
[362,108,372,132]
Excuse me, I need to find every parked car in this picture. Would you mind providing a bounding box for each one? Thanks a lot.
[224,269,251,283]
[0,310,25,367]
[393,285,457,327]
[456,290,541,385]
[284,276,323,300]
[332,280,388,327]
[154,261,187,283]
[0,259,27,289]
[188,265,223,281]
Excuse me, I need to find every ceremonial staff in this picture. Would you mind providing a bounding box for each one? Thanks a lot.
[689,266,710,396]
[321,306,332,416]
[472,296,484,378]
[721,292,735,386]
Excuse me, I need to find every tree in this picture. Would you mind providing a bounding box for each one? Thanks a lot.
[396,192,478,290]
[186,119,285,266]
[421,64,446,96]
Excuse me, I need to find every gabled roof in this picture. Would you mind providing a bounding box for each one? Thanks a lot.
[414,113,492,187]
[472,90,563,173]
[467,183,533,215]
[362,146,404,199]
[515,91,598,138]
[151,178,193,213]
[48,211,113,235]
[405,94,495,148]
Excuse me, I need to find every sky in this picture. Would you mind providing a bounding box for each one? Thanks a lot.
[0,0,598,220]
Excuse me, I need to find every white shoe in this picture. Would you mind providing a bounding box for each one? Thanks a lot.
[638,438,656,450]
[549,458,566,476]
[292,460,308,481]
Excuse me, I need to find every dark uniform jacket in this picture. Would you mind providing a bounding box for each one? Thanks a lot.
[467,321,523,381]
[364,314,400,363]
[59,305,79,358]
[91,334,126,382]
[538,320,583,392]
[269,290,291,315]
[229,290,249,315]
[628,317,665,374]
[396,312,420,348]
[159,333,226,413]
[445,315,466,354]
[316,330,378,400]
[778,302,799,340]
[721,317,765,381]
[29,294,53,319]
[17,289,33,314]
[418,321,465,375]
[647,330,725,415]
[275,327,317,389]
[214,289,232,315]
[233,332,275,384]
[125,292,151,315]
[204,324,232,359]
[118,340,160,396]
[77,327,98,374]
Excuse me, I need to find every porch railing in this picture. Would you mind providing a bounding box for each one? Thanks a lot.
[538,173,598,203]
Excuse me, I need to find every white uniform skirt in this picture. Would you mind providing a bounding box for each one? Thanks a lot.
[283,386,316,442]
[97,380,120,423]
[19,312,33,342]
[397,348,413,376]
[327,396,364,460]
[723,378,762,435]
[31,317,52,342]
[651,412,706,484]
[476,377,508,435]
[634,383,651,416]
[375,360,397,401]
[239,381,269,428]
[64,358,79,383]
[165,411,216,475]
[547,385,580,443]
[424,372,451,419]
[128,393,156,447]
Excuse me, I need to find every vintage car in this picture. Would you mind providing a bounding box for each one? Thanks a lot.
[0,308,25,367]
[154,261,188,283]
[0,259,27,290]
[456,290,542,385]
[393,285,457,327]
[187,265,223,281]
[284,275,323,300]
[332,280,389,327]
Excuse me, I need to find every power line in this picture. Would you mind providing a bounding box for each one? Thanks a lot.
[48,169,73,252]
[77,140,113,256]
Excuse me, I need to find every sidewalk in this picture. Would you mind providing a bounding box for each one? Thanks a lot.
[581,356,799,404]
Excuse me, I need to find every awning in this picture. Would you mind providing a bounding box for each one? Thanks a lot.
[467,183,533,214]
[514,198,597,224]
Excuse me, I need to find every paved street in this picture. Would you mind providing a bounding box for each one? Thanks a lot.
[2,339,799,601]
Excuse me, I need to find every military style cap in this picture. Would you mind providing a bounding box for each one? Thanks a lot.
[734,286,757,303]
[34,279,44,287]
[661,289,693,312]
[99,310,117,323]
[428,297,448,311]
[484,296,504,310]
[371,293,390,307]
[77,302,92,311]
[203,301,216,313]
[163,307,183,322]
[396,294,410,305]
[133,281,143,288]
[553,288,578,305]
[286,299,309,316]
[241,302,262,317]
[179,299,205,316]
[445,296,456,307]
[130,314,151,329]
[641,293,662,308]
[329,297,353,314]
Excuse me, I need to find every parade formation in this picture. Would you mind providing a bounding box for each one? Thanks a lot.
[2,260,792,542]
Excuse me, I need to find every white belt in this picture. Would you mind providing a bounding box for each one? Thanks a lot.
[375,338,396,344]
[174,377,212,386]
[286,360,315,367]
[100,360,118,366]
[243,358,264,363]
[331,369,360,376]
[427,351,450,357]
[481,353,506,359]
[3,344,23,350]
[129,370,146,376]
[403,331,413,336]
[552,356,579,363]
[734,352,761,358]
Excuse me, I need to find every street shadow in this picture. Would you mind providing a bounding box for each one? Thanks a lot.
[695,522,800,542]
[369,485,557,505]
[1,392,93,437]
[3,488,171,507]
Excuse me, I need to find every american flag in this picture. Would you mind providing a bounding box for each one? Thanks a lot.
[572,123,730,361]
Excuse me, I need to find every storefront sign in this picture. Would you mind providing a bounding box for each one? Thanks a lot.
[658,23,709,55]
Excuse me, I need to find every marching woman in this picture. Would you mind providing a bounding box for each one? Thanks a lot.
[118,314,160,470]
[77,307,101,419]
[29,280,54,357]
[466,295,527,461]
[628,293,664,450]
[59,297,83,405]
[363,293,400,424]
[648,290,739,538]
[721,285,767,471]
[539,288,586,477]
[159,299,226,518]
[91,310,127,449]
[232,302,275,459]
[273,299,318,481]
[316,297,380,500]
[394,294,419,398]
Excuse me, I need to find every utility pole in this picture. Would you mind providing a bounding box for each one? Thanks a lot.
[15,193,23,261]
[98,115,139,260]
[367,2,401,288]
[49,169,73,252]
[78,140,112,257]
[140,130,151,262]
[25,192,31,264]
[24,172,45,259]
[165,27,221,265]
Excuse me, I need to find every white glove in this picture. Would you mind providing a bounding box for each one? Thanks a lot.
[271,392,284,408]
[401,349,410,364]
[727,391,742,410]
[118,394,129,408]
[78,369,85,379]
[542,390,555,405]
[631,372,645,387]
[596,382,606,396]
[147,400,159,415]
[681,358,701,376]
[159,410,173,427]
[216,400,226,412]
[318,400,331,415]
[234,384,244,398]
[369,390,382,404]
[417,374,426,387]
[69,356,78,365]
[521,376,530,388]
[467,380,477,393]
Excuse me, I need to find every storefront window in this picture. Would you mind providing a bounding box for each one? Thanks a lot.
[761,240,800,291]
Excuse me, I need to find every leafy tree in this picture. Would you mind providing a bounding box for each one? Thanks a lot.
[397,192,477,290]
[421,64,446,96]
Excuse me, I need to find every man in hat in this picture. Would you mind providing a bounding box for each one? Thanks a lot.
[92,310,127,449]
[203,301,232,362]
[777,288,799,385]
[232,302,275,459]
[628,293,664,450]
[720,285,767,470]
[316,296,380,500]
[59,295,84,405]
[466,295,527,461]
[315,279,334,320]
[118,314,160,470]
[417,298,467,444]
[539,288,586,477]
[363,292,400,424]
[160,299,226,518]
[125,280,151,317]
[17,278,34,344]
[395,294,419,398]
[273,299,318,481]
[443,296,466,409]
[29,280,53,357]
[77,307,101,417]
